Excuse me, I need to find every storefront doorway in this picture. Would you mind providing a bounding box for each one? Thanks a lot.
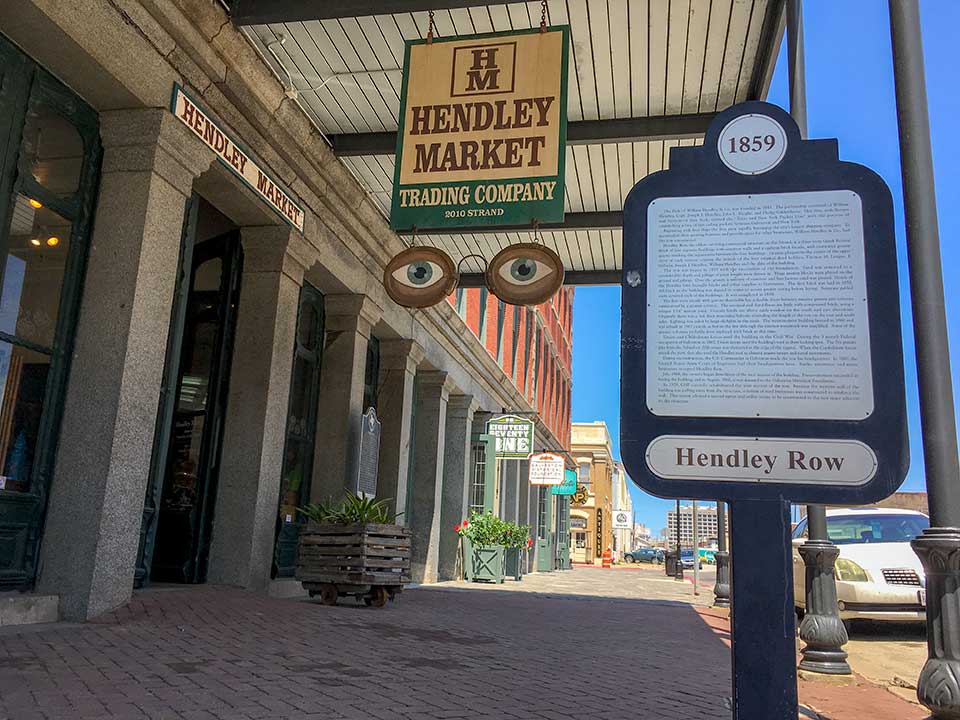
[138,199,242,584]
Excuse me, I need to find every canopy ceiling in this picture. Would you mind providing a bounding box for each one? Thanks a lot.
[233,0,785,282]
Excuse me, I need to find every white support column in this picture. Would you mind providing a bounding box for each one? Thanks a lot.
[376,339,424,522]
[37,109,212,620]
[311,294,382,502]
[408,371,456,584]
[438,394,479,581]
[206,226,317,591]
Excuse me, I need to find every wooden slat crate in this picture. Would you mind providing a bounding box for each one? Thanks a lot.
[296,523,411,586]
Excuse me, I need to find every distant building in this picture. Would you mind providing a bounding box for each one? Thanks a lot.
[634,523,652,541]
[569,422,616,565]
[666,504,727,547]
[611,462,633,559]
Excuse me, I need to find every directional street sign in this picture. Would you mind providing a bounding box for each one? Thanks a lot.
[620,101,907,720]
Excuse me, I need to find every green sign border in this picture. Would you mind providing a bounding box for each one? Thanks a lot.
[390,25,570,231]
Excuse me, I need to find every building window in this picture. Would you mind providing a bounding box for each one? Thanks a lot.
[523,310,534,394]
[0,34,101,589]
[455,287,466,318]
[478,287,488,342]
[363,335,380,411]
[469,440,487,514]
[510,305,520,380]
[495,299,505,363]
[578,462,591,485]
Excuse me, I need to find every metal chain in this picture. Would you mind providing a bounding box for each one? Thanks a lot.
[426,10,436,43]
[540,0,548,32]
[532,218,543,245]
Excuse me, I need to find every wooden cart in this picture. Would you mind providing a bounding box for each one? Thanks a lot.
[296,523,410,608]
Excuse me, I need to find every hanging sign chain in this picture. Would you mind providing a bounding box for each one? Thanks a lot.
[426,10,437,44]
[532,218,543,245]
[540,0,548,32]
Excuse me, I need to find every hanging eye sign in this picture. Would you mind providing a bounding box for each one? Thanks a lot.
[383,246,459,308]
[486,243,565,306]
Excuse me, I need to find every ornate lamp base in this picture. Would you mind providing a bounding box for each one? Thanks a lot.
[913,527,960,718]
[713,550,730,608]
[798,540,851,675]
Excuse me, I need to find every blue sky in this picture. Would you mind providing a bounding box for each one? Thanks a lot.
[571,1,960,535]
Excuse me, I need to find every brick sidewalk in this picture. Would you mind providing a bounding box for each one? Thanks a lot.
[0,568,926,719]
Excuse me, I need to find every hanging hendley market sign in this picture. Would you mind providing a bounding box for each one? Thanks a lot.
[390,26,569,231]
[486,414,534,459]
[170,84,305,232]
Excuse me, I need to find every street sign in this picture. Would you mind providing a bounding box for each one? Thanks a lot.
[612,510,631,530]
[552,468,577,495]
[486,415,535,459]
[390,26,569,231]
[528,452,565,486]
[620,102,908,720]
[621,101,907,507]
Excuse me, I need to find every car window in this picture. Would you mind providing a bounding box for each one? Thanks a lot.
[792,518,808,540]
[826,514,929,545]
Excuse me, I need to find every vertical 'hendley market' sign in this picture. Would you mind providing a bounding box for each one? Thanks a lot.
[391,27,569,231]
[170,84,305,232]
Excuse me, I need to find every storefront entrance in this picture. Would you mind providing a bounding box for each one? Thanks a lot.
[138,199,242,584]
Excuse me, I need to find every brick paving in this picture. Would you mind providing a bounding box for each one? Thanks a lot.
[0,567,927,719]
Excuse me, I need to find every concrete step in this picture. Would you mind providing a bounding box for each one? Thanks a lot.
[0,592,58,626]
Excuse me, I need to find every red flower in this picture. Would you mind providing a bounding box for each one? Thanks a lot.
[454,524,462,532]
[462,519,469,528]
[527,538,534,547]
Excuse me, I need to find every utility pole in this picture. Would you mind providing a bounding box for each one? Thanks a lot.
[713,501,730,607]
[692,501,700,595]
[888,1,960,714]
[787,0,851,675]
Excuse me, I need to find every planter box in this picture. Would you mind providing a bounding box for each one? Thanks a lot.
[461,537,504,583]
[503,547,524,581]
[296,523,411,587]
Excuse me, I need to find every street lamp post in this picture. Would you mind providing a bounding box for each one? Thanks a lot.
[674,499,683,580]
[785,0,851,675]
[713,501,730,608]
[692,501,700,595]
[888,1,960,715]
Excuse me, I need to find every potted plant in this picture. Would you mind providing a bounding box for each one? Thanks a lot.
[501,523,533,581]
[296,493,408,607]
[456,512,506,583]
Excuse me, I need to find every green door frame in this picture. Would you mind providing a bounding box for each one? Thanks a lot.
[0,33,101,590]
[272,283,324,577]
[536,486,554,572]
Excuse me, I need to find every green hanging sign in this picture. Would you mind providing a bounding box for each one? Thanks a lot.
[390,26,569,231]
[552,468,577,495]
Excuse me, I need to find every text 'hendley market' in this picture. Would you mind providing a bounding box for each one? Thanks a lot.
[408,97,556,173]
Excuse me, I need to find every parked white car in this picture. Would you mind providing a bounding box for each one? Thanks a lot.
[792,508,928,623]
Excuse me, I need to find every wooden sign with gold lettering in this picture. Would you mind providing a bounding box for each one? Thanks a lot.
[391,27,569,231]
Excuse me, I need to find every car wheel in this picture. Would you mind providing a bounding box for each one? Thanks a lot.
[625,555,635,563]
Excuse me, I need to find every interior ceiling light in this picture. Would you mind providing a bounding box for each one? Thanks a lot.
[30,238,41,247]
[46,236,59,247]
[28,198,42,209]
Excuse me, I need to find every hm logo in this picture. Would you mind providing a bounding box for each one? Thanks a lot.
[451,41,516,97]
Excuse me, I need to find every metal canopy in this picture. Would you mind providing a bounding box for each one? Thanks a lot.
[239,0,785,282]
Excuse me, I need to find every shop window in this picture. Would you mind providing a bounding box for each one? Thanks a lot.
[363,335,380,412]
[0,33,101,589]
[578,462,591,485]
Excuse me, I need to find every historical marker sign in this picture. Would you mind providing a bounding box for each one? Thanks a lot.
[528,452,565,486]
[612,510,631,530]
[621,102,908,506]
[390,26,569,230]
[354,407,381,498]
[486,415,535,459]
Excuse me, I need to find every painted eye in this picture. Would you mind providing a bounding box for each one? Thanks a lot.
[383,246,459,308]
[393,260,445,289]
[486,243,565,306]
[497,256,554,287]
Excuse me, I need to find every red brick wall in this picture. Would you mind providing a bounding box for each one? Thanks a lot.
[447,287,574,449]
